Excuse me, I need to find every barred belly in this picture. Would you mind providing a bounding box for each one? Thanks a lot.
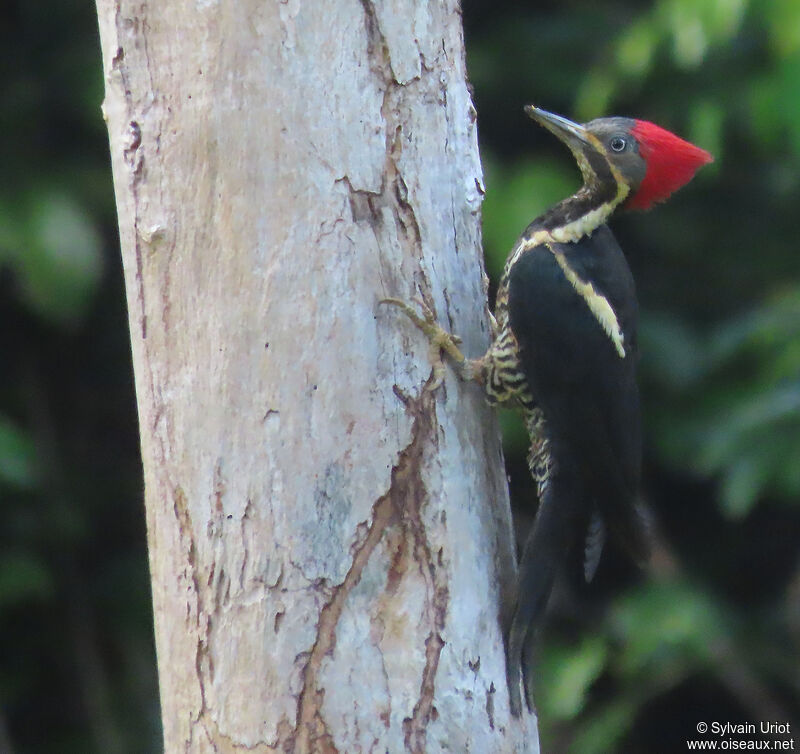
[480,288,552,499]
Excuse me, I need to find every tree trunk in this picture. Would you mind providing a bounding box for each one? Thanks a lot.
[95,0,539,751]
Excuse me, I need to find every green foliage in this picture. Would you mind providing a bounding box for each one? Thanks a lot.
[482,155,578,279]
[0,552,53,608]
[537,578,792,752]
[537,636,608,720]
[0,1,159,750]
[0,192,103,326]
[0,0,797,749]
[610,581,727,674]
[0,415,39,489]
[468,0,800,749]
[576,0,748,118]
[643,288,800,517]
[569,699,635,754]
[476,0,800,521]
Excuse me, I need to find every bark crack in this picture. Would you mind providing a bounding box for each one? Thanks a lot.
[171,486,212,751]
[393,387,449,754]
[290,487,395,752]
[349,7,452,747]
[285,380,446,754]
[105,0,487,747]
[358,0,392,81]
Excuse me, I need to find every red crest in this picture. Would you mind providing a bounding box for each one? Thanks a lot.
[626,120,713,210]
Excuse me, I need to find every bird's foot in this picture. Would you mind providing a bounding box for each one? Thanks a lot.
[381,297,467,390]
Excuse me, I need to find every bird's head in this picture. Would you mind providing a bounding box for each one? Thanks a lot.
[525,106,713,211]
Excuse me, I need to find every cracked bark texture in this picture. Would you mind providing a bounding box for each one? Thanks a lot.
[95,0,539,751]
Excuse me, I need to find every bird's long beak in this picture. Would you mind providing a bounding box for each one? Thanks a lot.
[525,105,590,150]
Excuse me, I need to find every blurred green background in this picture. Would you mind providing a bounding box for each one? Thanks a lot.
[1,0,798,751]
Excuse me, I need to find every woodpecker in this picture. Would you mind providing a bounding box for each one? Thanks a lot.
[383,106,712,715]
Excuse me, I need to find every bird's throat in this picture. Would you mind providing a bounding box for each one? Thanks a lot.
[540,180,629,243]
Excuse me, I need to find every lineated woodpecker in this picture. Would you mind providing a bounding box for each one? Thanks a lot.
[383,106,712,715]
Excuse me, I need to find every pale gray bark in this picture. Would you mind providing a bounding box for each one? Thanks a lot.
[96,0,539,751]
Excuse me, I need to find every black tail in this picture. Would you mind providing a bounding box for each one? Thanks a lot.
[506,452,588,716]
[583,509,606,583]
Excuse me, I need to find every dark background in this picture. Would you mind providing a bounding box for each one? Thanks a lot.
[1,1,798,751]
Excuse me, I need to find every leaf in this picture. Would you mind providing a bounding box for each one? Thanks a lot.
[0,415,39,489]
[689,100,724,165]
[615,19,658,77]
[16,192,103,326]
[776,52,800,157]
[481,154,577,278]
[718,455,770,518]
[610,582,727,676]
[644,291,800,511]
[0,199,26,262]
[639,313,708,391]
[498,408,529,456]
[570,699,636,754]
[574,70,617,121]
[697,383,800,471]
[538,636,609,720]
[766,0,800,57]
[0,552,54,608]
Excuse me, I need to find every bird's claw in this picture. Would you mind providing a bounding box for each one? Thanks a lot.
[380,297,466,391]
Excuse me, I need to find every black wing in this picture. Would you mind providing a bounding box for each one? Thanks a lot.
[508,224,648,563]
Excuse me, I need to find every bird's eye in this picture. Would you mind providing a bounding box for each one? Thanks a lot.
[610,136,627,152]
